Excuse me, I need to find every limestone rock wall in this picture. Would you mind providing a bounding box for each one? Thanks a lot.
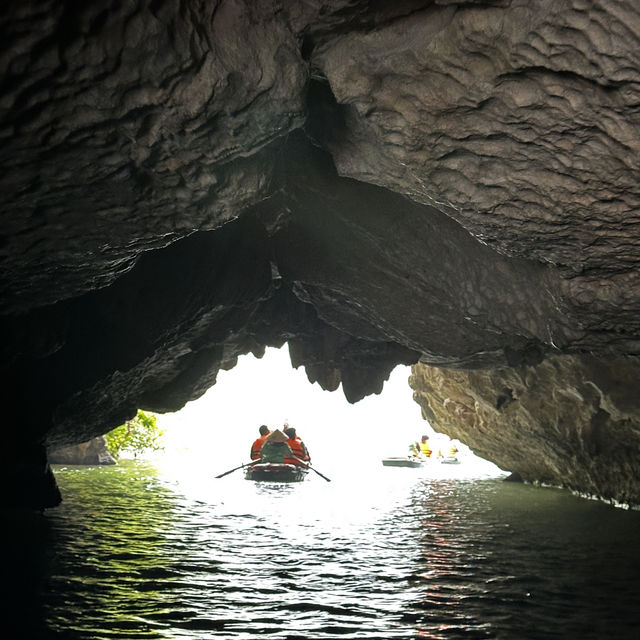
[0,0,307,314]
[2,1,640,507]
[410,356,640,507]
[48,436,116,466]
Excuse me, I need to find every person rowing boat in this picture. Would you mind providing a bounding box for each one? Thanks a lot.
[250,425,271,460]
[283,426,310,466]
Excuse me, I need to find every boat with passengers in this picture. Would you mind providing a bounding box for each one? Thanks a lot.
[245,428,310,483]
[382,437,461,468]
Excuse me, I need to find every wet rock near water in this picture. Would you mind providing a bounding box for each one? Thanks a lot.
[410,355,640,508]
[2,1,640,507]
[48,436,116,466]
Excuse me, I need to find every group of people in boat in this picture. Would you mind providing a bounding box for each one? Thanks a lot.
[409,435,458,460]
[250,422,311,467]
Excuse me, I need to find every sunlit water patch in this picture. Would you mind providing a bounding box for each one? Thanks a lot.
[3,459,640,639]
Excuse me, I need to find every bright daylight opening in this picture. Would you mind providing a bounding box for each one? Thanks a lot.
[147,344,504,490]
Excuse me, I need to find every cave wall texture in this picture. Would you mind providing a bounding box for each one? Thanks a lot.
[1,0,640,508]
[410,355,640,506]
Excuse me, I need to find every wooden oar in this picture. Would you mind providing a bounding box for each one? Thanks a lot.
[308,466,332,482]
[215,462,254,479]
[293,456,331,482]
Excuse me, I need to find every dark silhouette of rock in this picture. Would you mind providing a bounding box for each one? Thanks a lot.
[0,444,61,510]
[2,1,640,507]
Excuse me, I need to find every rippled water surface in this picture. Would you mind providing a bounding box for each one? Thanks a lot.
[4,458,640,639]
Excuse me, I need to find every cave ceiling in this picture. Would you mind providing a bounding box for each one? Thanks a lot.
[2,0,640,465]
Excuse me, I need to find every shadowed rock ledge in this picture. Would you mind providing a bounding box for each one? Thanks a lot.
[2,1,640,507]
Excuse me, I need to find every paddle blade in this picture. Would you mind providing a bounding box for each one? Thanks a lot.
[310,466,331,482]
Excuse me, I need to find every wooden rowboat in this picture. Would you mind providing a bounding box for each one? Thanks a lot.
[245,462,309,482]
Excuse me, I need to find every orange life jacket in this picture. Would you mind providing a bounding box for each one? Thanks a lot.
[250,434,270,460]
[284,437,309,465]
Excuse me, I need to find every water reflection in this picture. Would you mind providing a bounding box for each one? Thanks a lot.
[4,460,639,639]
[45,463,178,639]
[402,480,502,638]
[404,479,640,639]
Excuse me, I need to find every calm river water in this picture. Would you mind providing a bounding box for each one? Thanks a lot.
[3,458,640,639]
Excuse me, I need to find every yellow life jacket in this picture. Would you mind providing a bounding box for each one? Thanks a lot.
[418,441,432,456]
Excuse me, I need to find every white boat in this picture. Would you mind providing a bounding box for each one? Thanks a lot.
[381,456,425,468]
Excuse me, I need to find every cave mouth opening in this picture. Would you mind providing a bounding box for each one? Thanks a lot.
[136,343,501,483]
[46,342,505,510]
[152,343,434,473]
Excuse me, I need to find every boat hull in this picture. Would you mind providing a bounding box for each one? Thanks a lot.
[381,457,425,468]
[245,462,308,482]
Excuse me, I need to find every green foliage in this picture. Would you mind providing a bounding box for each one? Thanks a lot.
[105,410,164,459]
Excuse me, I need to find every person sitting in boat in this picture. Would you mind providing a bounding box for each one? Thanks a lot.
[259,429,294,463]
[250,425,271,460]
[409,442,420,457]
[418,435,432,458]
[283,426,310,466]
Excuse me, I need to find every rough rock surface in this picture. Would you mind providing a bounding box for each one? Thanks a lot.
[48,436,116,466]
[2,1,640,507]
[410,356,640,507]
